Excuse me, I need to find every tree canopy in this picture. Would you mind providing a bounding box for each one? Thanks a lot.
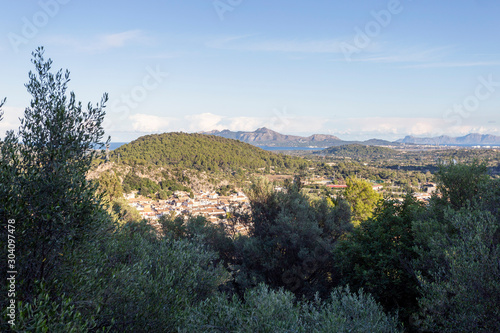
[343,177,383,225]
[320,144,397,159]
[0,47,110,298]
[111,132,308,172]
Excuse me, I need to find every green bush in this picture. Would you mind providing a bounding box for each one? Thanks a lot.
[183,284,401,333]
[335,195,425,323]
[66,221,231,332]
[1,283,106,333]
[409,162,500,331]
[433,160,489,211]
[160,215,235,267]
[413,208,500,332]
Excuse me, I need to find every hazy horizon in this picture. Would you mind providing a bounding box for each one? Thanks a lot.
[107,126,500,146]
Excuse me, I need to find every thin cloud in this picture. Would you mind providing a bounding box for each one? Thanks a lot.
[403,61,500,68]
[44,30,150,53]
[330,44,500,69]
[331,45,454,64]
[98,30,145,49]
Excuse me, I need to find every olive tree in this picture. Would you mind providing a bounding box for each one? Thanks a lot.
[413,208,500,332]
[0,47,110,299]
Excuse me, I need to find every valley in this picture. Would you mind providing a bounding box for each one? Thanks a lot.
[93,132,500,227]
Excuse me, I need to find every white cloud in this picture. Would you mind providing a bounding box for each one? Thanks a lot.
[324,117,500,140]
[104,112,500,142]
[129,113,174,132]
[207,36,497,71]
[184,113,224,131]
[222,117,259,131]
[182,112,328,134]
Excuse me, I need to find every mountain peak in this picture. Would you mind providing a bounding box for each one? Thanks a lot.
[200,127,346,147]
[255,127,273,133]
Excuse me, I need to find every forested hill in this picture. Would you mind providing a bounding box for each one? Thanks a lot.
[319,144,397,158]
[110,132,308,172]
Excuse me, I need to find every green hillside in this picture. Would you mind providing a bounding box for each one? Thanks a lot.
[319,144,397,159]
[111,132,307,172]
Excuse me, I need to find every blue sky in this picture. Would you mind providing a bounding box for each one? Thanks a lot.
[1,0,499,141]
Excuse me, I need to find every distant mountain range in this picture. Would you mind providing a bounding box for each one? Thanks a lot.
[397,134,500,146]
[201,127,396,148]
[200,128,500,148]
[201,127,340,147]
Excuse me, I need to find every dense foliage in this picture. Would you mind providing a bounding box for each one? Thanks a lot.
[320,143,397,159]
[0,47,111,300]
[413,209,500,332]
[183,284,401,333]
[409,161,500,331]
[343,177,383,225]
[111,132,308,172]
[335,195,425,323]
[230,177,352,298]
[121,171,192,198]
[334,160,500,331]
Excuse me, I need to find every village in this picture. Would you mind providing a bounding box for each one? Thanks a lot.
[124,174,438,231]
[125,190,250,223]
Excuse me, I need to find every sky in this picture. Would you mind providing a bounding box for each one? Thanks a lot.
[1,0,500,142]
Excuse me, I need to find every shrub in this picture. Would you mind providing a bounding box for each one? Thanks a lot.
[183,284,401,333]
[66,221,231,332]
[335,195,425,323]
[234,176,352,298]
[1,283,106,333]
[413,208,500,332]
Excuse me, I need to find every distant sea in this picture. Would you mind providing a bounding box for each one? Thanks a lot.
[99,142,499,152]
[106,143,323,151]
[108,142,128,150]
